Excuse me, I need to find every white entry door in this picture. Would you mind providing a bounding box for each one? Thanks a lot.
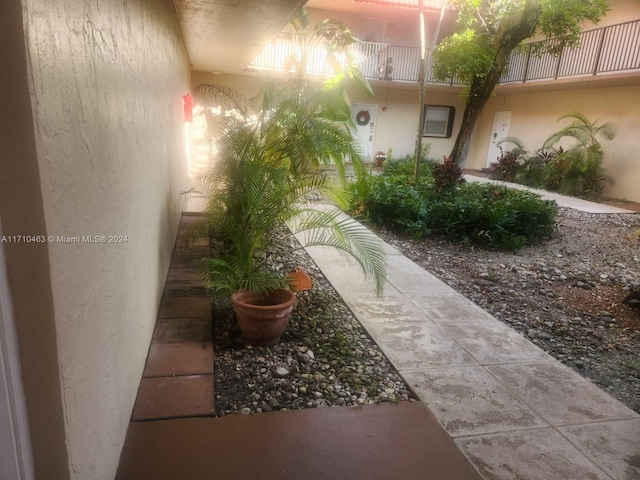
[486,111,511,167]
[351,104,378,163]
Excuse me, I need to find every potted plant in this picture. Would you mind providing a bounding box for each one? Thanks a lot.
[193,15,385,346]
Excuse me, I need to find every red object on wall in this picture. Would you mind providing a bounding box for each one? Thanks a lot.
[183,93,193,122]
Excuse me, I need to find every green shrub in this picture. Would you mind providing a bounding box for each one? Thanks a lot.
[431,183,558,250]
[382,155,436,178]
[363,174,432,237]
[360,175,558,250]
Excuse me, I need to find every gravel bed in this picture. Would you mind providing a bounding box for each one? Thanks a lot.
[211,207,639,416]
[374,207,640,413]
[211,230,416,416]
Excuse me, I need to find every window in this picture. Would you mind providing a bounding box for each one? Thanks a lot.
[423,105,455,138]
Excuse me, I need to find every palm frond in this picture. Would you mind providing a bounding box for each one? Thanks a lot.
[193,83,250,118]
[289,208,386,295]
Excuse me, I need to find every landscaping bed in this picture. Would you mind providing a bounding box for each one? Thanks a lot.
[209,206,639,416]
[210,229,415,416]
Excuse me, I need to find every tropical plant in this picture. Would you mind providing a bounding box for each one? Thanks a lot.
[199,141,385,296]
[487,148,519,182]
[496,137,530,163]
[492,113,617,197]
[540,146,583,194]
[193,16,386,298]
[195,16,372,180]
[542,112,617,197]
[490,137,535,183]
[432,156,465,193]
[345,150,436,219]
[381,152,436,178]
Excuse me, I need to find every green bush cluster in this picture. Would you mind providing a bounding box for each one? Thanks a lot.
[350,161,558,250]
[381,147,437,178]
[489,112,617,198]
[429,183,558,250]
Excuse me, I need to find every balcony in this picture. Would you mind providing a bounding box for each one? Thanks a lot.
[250,19,640,86]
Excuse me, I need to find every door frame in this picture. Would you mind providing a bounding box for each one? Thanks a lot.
[486,111,512,167]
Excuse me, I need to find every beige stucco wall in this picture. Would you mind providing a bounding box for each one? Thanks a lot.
[348,85,465,161]
[467,83,640,202]
[539,0,640,32]
[0,1,70,478]
[194,72,465,164]
[199,0,640,202]
[219,73,639,199]
[192,72,263,96]
[4,0,190,478]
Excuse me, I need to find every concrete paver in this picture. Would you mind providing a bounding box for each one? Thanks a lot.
[403,367,548,436]
[410,291,497,324]
[346,290,433,326]
[119,402,484,480]
[438,322,555,365]
[455,428,612,480]
[487,362,639,425]
[384,254,448,293]
[120,212,484,479]
[121,202,638,479]
[143,343,214,377]
[367,321,477,369]
[131,375,215,421]
[558,419,640,480]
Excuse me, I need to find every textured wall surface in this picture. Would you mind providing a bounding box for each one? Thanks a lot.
[0,1,70,478]
[468,84,640,202]
[349,86,464,161]
[20,0,190,477]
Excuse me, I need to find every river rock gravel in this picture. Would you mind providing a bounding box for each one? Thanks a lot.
[211,231,415,416]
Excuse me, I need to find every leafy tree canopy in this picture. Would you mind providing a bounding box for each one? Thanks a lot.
[431,0,609,163]
[433,0,608,92]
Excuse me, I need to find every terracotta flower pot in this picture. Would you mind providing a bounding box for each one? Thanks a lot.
[230,288,296,346]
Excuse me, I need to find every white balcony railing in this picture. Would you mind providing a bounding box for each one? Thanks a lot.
[250,20,640,86]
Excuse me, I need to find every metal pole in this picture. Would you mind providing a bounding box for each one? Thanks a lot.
[415,0,447,179]
[414,0,426,179]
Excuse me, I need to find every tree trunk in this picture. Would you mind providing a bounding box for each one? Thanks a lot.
[450,0,542,164]
[449,90,485,163]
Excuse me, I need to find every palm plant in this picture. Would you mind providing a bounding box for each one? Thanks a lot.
[193,16,386,299]
[198,123,386,296]
[195,16,372,180]
[542,112,617,197]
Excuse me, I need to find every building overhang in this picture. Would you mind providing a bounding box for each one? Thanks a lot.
[173,0,306,74]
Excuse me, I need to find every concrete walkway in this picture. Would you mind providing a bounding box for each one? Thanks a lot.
[464,174,637,214]
[301,206,640,480]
